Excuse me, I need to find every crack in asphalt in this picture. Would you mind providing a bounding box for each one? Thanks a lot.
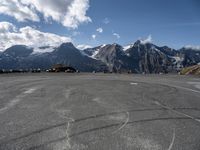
[167,128,176,150]
[65,118,74,150]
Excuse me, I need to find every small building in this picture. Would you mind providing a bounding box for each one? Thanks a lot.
[49,64,76,73]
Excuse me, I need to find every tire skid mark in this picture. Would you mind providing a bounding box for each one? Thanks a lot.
[74,107,200,123]
[142,89,200,124]
[170,85,200,95]
[157,83,178,95]
[69,117,199,138]
[112,112,129,134]
[1,107,200,146]
[0,122,67,145]
[27,117,197,150]
[153,100,200,124]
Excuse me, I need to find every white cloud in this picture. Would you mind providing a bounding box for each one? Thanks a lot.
[0,22,72,52]
[77,44,92,50]
[184,45,200,50]
[96,27,103,33]
[113,33,120,39]
[0,0,91,29]
[0,22,17,33]
[103,18,110,24]
[92,34,96,40]
[0,0,40,22]
[139,35,152,44]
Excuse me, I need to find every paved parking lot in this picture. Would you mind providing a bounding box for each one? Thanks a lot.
[0,73,200,150]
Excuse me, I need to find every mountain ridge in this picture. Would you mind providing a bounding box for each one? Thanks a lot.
[0,41,200,73]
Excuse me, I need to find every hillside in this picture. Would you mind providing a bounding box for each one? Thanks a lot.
[180,65,200,75]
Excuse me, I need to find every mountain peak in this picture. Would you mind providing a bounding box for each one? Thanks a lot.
[59,42,75,48]
[4,45,33,57]
[110,43,123,50]
[134,40,142,45]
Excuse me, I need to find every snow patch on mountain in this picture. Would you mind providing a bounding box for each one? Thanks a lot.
[169,56,184,68]
[172,56,182,63]
[90,44,107,59]
[123,44,134,51]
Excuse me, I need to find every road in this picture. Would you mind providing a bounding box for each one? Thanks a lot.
[0,73,200,150]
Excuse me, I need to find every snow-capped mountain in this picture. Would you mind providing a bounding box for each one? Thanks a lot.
[83,40,200,73]
[83,44,107,59]
[0,41,200,73]
[0,43,107,72]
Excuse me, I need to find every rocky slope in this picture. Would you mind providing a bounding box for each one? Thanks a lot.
[83,40,200,73]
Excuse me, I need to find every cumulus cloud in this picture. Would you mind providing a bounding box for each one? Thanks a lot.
[77,44,92,50]
[113,33,120,39]
[0,22,72,52]
[96,27,103,33]
[0,0,40,22]
[139,35,152,44]
[0,0,91,29]
[92,34,96,40]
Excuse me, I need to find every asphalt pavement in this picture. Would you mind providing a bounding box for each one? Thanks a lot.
[0,73,200,150]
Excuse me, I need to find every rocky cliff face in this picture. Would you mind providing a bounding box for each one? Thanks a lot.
[124,41,173,73]
[94,44,134,72]
[179,48,200,67]
[84,41,179,73]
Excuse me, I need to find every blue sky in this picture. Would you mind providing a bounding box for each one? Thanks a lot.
[0,0,200,51]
